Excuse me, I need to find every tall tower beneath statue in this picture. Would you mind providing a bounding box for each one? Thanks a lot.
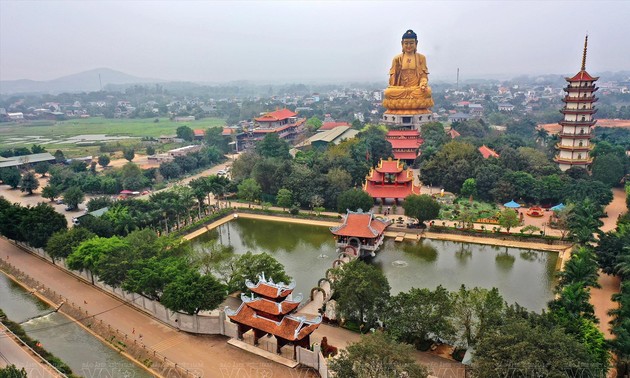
[554,35,598,171]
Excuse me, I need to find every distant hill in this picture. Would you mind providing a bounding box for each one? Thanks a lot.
[0,68,164,94]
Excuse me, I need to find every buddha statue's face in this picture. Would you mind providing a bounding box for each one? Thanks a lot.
[402,39,417,54]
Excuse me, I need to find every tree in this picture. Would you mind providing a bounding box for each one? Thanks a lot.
[98,155,110,168]
[46,227,95,262]
[498,208,519,233]
[176,125,194,141]
[34,162,50,177]
[86,196,114,212]
[19,171,39,195]
[30,144,46,154]
[276,188,293,210]
[69,160,87,173]
[146,145,156,156]
[256,133,290,159]
[331,259,390,328]
[18,203,67,248]
[120,162,147,190]
[337,188,374,214]
[591,153,624,187]
[329,331,428,378]
[403,194,441,224]
[53,149,65,163]
[220,252,291,293]
[474,312,604,377]
[237,178,261,207]
[161,270,227,314]
[0,365,28,378]
[159,161,182,179]
[384,285,455,345]
[0,167,21,188]
[506,117,536,139]
[558,246,601,289]
[41,184,61,202]
[451,285,504,348]
[63,186,85,210]
[123,147,135,162]
[460,178,477,198]
[123,256,189,300]
[305,116,323,132]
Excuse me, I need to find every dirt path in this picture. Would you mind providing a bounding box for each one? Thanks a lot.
[0,238,316,378]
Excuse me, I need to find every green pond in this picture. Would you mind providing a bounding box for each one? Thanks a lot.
[192,217,558,312]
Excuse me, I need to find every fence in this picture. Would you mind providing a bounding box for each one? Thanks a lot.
[4,239,330,377]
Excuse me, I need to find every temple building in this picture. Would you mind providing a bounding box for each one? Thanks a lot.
[386,129,423,165]
[330,210,390,258]
[225,274,321,358]
[363,157,422,204]
[236,108,306,150]
[554,36,598,171]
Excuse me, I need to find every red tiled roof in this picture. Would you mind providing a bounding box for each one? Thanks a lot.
[227,304,320,341]
[479,145,499,159]
[254,109,297,122]
[449,129,461,138]
[367,169,413,183]
[387,130,420,137]
[244,296,300,316]
[247,280,294,300]
[567,70,598,82]
[393,151,419,160]
[376,159,403,173]
[320,121,350,131]
[222,128,235,136]
[363,182,421,199]
[388,139,422,149]
[193,129,205,136]
[330,212,389,238]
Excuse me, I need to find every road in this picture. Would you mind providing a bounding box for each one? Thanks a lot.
[1,237,316,378]
[0,324,61,377]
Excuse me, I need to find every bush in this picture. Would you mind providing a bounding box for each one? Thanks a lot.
[289,205,300,215]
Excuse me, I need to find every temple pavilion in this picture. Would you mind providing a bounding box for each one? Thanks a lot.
[330,210,390,258]
[236,108,306,150]
[363,157,421,204]
[225,274,321,358]
[554,36,598,171]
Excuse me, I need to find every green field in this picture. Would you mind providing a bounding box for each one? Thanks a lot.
[0,117,226,156]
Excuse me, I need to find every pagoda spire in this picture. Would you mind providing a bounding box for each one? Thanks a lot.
[581,34,588,71]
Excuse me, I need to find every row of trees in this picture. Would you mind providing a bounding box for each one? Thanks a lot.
[0,198,67,248]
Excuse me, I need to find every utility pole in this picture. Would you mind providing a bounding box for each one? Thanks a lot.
[456,68,459,91]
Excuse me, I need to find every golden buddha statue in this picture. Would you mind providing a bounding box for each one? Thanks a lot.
[383,30,434,114]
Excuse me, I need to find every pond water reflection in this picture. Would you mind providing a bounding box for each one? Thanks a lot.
[192,218,557,312]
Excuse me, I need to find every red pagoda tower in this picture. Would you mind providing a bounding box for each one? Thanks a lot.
[554,35,598,171]
[363,157,421,204]
[226,274,321,357]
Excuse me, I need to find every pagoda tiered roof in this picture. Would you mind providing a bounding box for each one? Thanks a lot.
[566,70,599,82]
[245,274,295,300]
[388,138,423,149]
[240,293,302,316]
[226,303,321,341]
[374,158,405,174]
[330,210,389,238]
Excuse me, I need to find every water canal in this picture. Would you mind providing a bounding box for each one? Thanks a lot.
[192,217,558,312]
[0,273,153,378]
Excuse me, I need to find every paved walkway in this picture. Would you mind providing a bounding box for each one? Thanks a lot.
[0,324,61,377]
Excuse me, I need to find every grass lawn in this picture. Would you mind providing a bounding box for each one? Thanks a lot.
[0,117,226,156]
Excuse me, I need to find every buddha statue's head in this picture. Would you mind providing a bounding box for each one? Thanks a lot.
[401,29,417,54]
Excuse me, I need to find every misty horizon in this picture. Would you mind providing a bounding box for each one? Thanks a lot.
[2,1,630,84]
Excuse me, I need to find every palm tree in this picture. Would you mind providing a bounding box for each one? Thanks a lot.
[557,246,601,289]
[535,127,549,146]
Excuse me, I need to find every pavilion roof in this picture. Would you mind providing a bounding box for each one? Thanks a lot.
[363,181,421,199]
[386,130,420,137]
[226,303,321,341]
[449,129,461,138]
[566,70,598,82]
[241,293,301,316]
[246,274,295,299]
[193,129,205,137]
[392,151,419,160]
[255,108,297,122]
[478,145,499,159]
[375,158,403,173]
[330,211,389,238]
[388,138,422,149]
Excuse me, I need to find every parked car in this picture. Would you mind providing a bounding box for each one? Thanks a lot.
[55,199,64,205]
[65,205,75,211]
[217,169,227,176]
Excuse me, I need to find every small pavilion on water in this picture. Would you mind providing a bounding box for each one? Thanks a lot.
[330,210,390,258]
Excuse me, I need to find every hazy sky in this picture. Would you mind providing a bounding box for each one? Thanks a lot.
[1,1,629,83]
